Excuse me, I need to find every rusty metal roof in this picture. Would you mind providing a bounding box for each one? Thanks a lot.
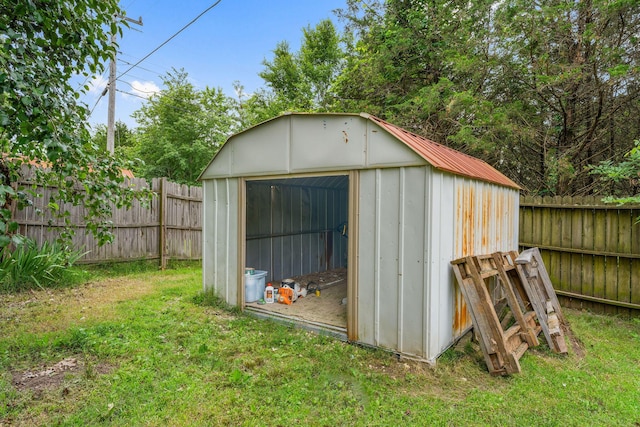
[364,114,521,190]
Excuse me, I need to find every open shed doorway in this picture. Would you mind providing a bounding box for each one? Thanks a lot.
[243,174,350,333]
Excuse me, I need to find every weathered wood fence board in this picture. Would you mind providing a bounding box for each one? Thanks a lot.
[13,173,202,266]
[519,196,640,316]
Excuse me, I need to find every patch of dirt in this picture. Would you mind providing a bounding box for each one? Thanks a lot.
[564,322,586,359]
[12,357,114,393]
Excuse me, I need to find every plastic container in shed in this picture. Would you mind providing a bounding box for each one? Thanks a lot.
[245,270,268,303]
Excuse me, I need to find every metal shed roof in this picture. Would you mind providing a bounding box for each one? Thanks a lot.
[363,114,520,190]
[199,112,520,190]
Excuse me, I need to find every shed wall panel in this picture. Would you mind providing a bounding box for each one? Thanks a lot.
[357,166,430,359]
[424,171,453,360]
[398,167,427,356]
[453,177,519,258]
[231,119,291,176]
[355,170,377,344]
[366,122,425,168]
[202,178,239,305]
[200,114,428,180]
[376,169,401,350]
[290,116,366,172]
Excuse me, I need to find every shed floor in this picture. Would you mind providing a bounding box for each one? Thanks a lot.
[246,268,347,328]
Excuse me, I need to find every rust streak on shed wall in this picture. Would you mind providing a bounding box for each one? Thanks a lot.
[462,185,475,257]
[482,189,490,251]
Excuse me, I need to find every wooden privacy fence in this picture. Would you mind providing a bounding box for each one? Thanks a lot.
[14,176,202,267]
[519,196,640,316]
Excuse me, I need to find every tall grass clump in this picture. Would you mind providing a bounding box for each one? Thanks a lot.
[0,239,86,292]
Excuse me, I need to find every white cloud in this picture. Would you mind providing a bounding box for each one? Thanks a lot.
[128,80,160,100]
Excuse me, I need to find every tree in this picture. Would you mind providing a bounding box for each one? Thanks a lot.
[335,0,501,133]
[333,0,640,196]
[131,69,237,184]
[258,19,344,113]
[91,120,134,158]
[0,1,147,247]
[232,82,283,130]
[492,0,640,195]
[590,139,640,206]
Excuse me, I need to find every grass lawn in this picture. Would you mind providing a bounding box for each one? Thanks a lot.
[1,264,639,426]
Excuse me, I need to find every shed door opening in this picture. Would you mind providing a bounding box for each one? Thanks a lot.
[244,175,349,331]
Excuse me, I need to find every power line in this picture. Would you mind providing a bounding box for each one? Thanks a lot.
[117,0,223,80]
[118,51,169,70]
[89,94,103,116]
[85,67,110,116]
[119,80,160,94]
[115,88,149,100]
[116,58,163,76]
[115,89,201,116]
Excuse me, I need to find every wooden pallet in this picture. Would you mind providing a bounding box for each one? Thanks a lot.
[451,248,571,375]
[514,248,568,354]
[451,254,541,375]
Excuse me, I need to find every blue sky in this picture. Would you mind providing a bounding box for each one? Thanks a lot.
[83,0,348,129]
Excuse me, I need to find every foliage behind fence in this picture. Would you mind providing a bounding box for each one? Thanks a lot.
[13,175,202,266]
[519,196,640,316]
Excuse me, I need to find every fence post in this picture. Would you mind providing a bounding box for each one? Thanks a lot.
[159,177,167,270]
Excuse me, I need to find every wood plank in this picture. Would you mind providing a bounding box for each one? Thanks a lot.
[451,260,503,372]
[581,197,596,312]
[604,208,619,315]
[451,255,531,375]
[592,203,607,314]
[569,200,584,310]
[492,252,539,347]
[617,209,633,317]
[514,248,568,353]
[560,196,573,308]
[545,197,561,295]
[520,198,534,250]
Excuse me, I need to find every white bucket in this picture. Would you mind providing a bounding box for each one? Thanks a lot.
[245,270,268,303]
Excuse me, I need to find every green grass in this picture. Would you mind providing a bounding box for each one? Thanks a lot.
[1,266,639,426]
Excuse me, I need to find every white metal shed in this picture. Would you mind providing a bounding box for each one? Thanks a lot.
[199,112,520,363]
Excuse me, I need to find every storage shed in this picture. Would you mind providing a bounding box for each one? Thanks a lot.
[199,112,520,363]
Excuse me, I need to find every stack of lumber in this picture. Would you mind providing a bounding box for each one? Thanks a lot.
[451,248,569,375]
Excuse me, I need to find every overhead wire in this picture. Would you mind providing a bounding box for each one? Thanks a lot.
[116,58,163,77]
[116,0,223,80]
[115,88,149,100]
[115,89,204,117]
[88,1,222,118]
[119,79,160,94]
[88,75,110,115]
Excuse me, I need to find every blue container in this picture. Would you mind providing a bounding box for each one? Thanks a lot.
[245,270,268,302]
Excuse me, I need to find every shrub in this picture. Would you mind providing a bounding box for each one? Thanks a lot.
[0,239,86,292]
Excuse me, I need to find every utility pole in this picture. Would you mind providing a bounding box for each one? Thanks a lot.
[107,14,143,154]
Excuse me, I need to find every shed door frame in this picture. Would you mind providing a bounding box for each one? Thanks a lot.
[236,171,359,342]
